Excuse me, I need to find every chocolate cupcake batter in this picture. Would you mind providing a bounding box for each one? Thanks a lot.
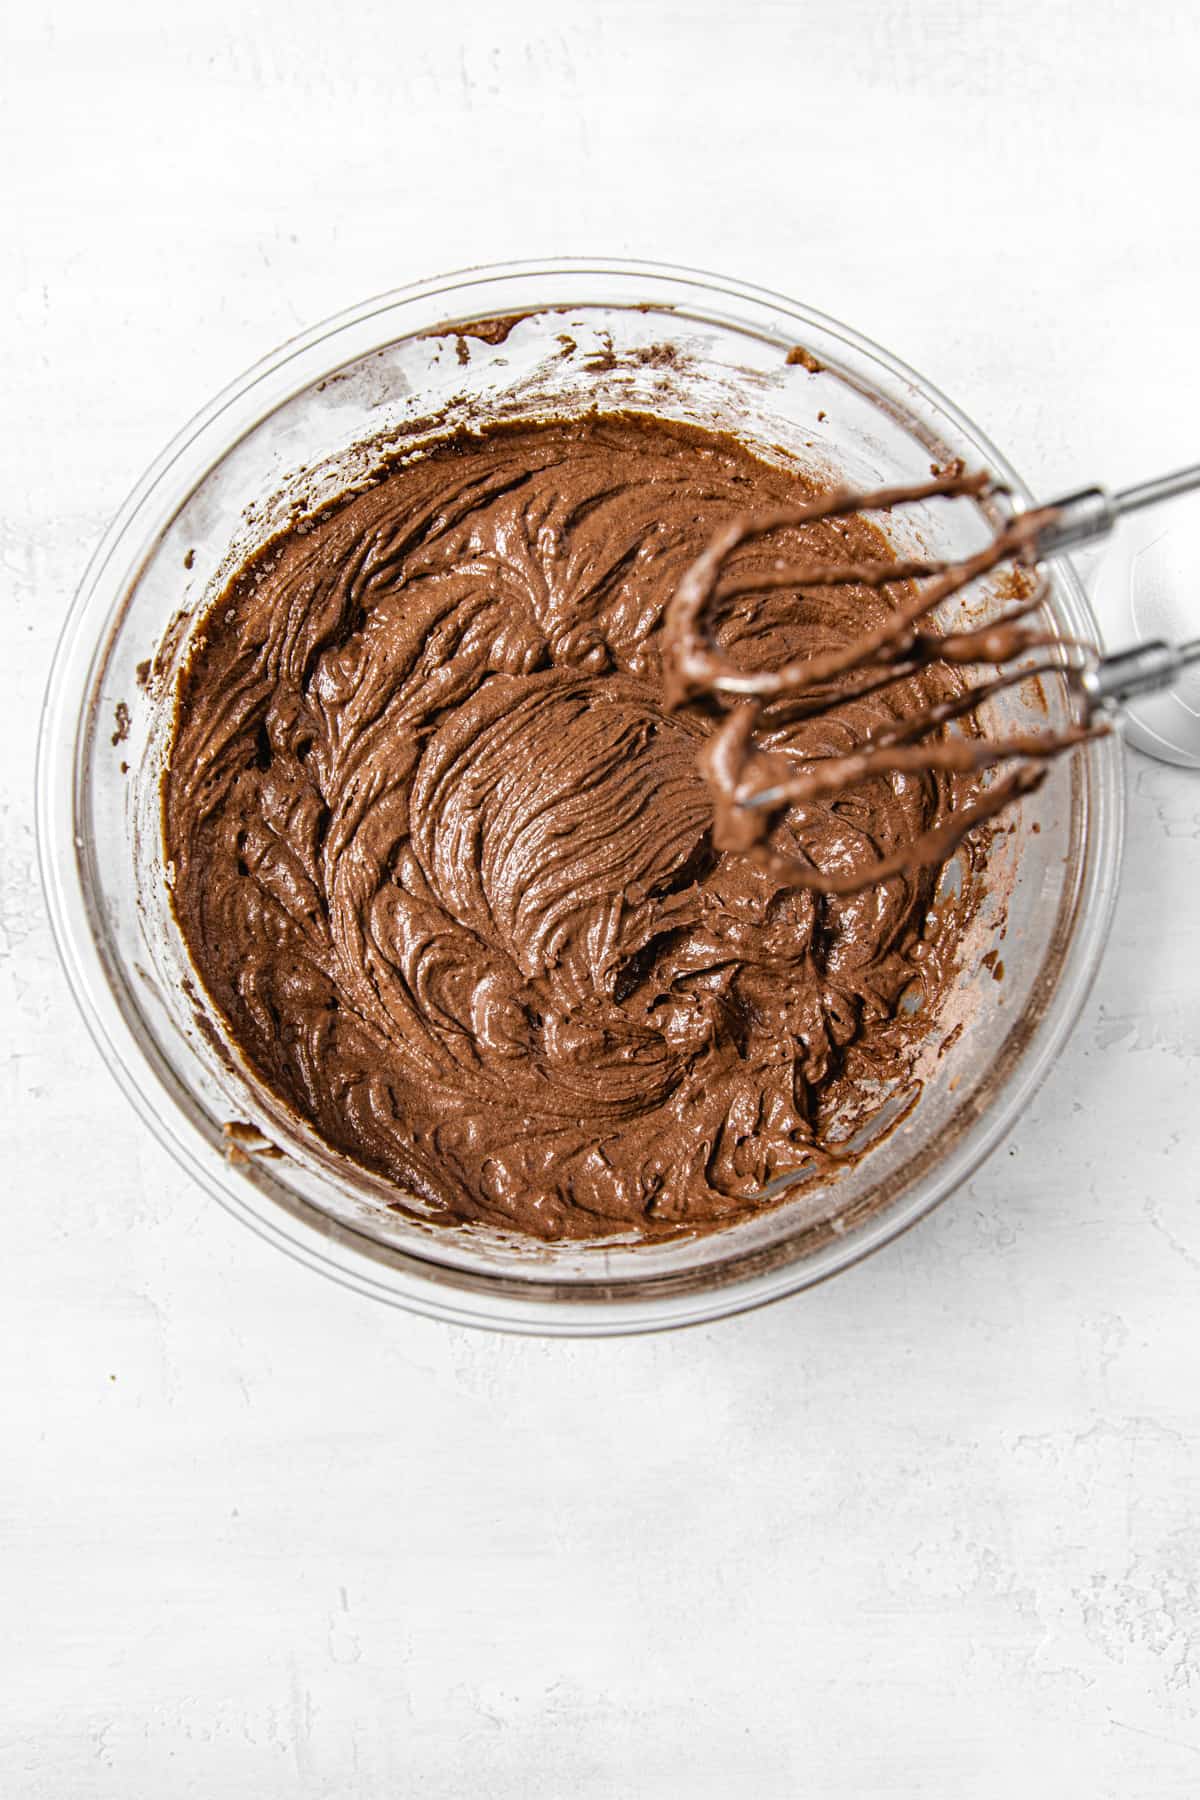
[164,414,978,1241]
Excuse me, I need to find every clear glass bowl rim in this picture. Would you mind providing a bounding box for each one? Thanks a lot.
[36,255,1125,1336]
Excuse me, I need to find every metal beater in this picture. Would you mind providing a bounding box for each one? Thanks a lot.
[664,462,1200,894]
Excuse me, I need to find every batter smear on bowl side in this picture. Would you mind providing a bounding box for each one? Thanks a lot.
[163,413,985,1241]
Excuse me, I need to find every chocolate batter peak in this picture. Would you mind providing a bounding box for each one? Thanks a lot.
[164,414,980,1242]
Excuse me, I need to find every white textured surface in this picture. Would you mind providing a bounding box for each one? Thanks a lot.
[5,2,1200,1793]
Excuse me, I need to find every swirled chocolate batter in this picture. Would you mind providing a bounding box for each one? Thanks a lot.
[164,414,980,1241]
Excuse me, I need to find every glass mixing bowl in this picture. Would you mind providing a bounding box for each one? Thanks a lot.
[37,259,1124,1335]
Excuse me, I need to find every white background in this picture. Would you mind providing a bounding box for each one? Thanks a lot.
[5,3,1200,1795]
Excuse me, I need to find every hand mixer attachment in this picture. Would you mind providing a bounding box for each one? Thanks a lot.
[663,463,1200,895]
